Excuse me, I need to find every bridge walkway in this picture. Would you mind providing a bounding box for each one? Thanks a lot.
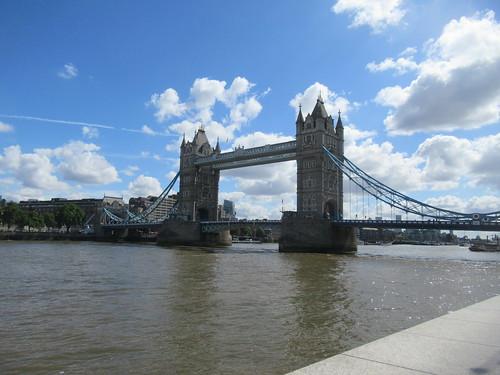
[287,294,500,374]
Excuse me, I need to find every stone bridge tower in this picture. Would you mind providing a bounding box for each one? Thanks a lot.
[296,95,344,219]
[178,128,220,221]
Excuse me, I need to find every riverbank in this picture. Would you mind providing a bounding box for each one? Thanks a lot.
[0,231,156,242]
[0,231,97,241]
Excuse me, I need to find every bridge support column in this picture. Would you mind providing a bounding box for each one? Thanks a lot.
[279,214,356,253]
[157,220,231,247]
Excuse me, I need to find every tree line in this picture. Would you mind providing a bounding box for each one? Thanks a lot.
[0,202,85,232]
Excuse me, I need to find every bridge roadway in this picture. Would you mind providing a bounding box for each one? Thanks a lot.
[194,141,297,169]
[332,219,500,232]
[101,219,500,231]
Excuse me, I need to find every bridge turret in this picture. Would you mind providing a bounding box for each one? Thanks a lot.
[296,94,343,220]
[296,105,305,134]
[214,137,221,154]
[178,128,219,222]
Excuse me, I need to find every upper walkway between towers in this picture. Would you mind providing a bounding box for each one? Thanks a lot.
[194,140,297,170]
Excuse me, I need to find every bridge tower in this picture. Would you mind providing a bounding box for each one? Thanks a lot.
[178,128,220,221]
[295,95,344,219]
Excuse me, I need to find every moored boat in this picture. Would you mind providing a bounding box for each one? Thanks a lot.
[469,238,500,252]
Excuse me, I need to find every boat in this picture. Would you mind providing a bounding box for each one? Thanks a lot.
[469,238,500,252]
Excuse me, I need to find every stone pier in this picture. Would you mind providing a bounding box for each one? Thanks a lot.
[279,213,356,253]
[157,220,231,247]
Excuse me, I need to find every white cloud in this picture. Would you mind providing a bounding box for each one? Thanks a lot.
[426,195,500,214]
[82,126,99,139]
[128,175,162,197]
[58,63,78,79]
[374,85,409,107]
[376,11,500,135]
[149,88,187,122]
[289,82,350,117]
[0,121,13,133]
[141,125,155,136]
[49,141,120,184]
[332,0,406,33]
[0,145,68,191]
[367,57,419,75]
[231,131,294,149]
[151,76,264,146]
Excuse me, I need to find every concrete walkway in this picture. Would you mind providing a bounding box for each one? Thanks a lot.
[287,295,500,375]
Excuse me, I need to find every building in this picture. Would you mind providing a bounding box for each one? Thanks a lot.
[18,196,125,225]
[129,194,177,222]
[222,199,236,220]
[217,200,236,221]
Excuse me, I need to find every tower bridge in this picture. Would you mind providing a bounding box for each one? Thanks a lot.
[101,95,500,251]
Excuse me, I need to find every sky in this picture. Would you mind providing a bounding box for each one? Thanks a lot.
[1,0,500,220]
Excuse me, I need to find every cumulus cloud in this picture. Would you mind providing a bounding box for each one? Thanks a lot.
[0,121,14,133]
[0,145,68,191]
[426,195,500,214]
[367,56,419,75]
[39,141,119,184]
[375,11,500,135]
[289,82,350,117]
[128,175,162,197]
[149,88,187,121]
[332,0,406,33]
[82,126,99,139]
[150,76,264,146]
[58,63,78,79]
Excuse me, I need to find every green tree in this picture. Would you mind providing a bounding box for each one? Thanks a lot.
[14,209,29,231]
[28,211,44,232]
[2,203,20,230]
[56,204,85,232]
[43,212,57,231]
[240,226,252,237]
[255,227,266,239]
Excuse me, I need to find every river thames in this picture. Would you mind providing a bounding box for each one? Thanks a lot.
[1,241,499,374]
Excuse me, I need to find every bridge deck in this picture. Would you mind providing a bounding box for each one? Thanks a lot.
[332,219,500,231]
[288,294,500,374]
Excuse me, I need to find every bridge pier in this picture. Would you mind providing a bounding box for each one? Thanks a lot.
[279,214,357,253]
[157,220,232,247]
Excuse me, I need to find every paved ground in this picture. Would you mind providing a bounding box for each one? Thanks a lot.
[287,295,500,375]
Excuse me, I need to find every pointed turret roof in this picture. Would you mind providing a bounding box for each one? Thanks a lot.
[181,133,186,147]
[311,95,328,119]
[193,127,210,146]
[296,105,304,124]
[215,137,221,153]
[336,110,343,128]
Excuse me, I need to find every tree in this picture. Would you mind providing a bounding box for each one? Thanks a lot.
[2,203,20,230]
[14,209,29,231]
[43,212,57,231]
[28,211,44,232]
[240,226,252,237]
[255,227,266,239]
[56,204,85,232]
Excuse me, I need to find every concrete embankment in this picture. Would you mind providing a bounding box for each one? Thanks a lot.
[287,295,500,375]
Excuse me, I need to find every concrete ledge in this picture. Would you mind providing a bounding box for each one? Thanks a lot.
[287,295,500,375]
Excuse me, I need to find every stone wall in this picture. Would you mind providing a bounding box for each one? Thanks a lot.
[279,214,356,253]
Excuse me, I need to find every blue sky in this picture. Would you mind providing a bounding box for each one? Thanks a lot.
[1,0,500,219]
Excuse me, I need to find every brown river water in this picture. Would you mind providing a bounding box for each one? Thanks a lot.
[1,241,499,374]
